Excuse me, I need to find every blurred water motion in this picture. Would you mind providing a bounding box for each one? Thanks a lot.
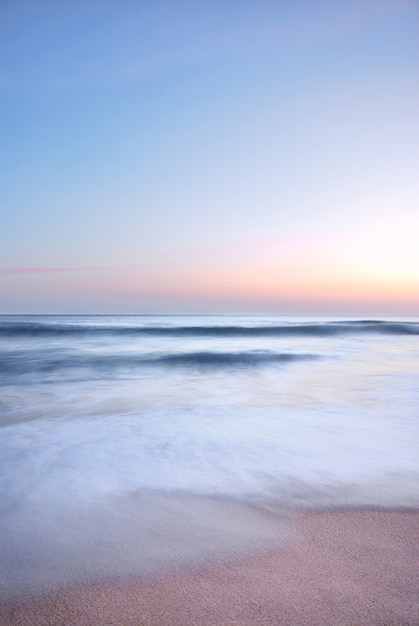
[1,315,418,596]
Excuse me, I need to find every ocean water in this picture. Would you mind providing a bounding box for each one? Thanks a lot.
[1,314,418,596]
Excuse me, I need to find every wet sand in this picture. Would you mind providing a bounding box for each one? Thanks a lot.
[2,509,418,626]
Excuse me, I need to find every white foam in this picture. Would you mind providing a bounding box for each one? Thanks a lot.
[1,314,418,595]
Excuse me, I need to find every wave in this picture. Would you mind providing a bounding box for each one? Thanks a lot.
[156,351,318,367]
[0,350,319,378]
[0,319,418,338]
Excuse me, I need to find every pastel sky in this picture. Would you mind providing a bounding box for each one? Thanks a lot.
[1,0,418,314]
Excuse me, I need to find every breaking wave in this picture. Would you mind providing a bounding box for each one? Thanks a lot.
[0,350,319,379]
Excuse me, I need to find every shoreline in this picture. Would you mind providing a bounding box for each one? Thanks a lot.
[2,508,418,625]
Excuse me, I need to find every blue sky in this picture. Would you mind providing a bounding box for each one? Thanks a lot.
[1,0,418,313]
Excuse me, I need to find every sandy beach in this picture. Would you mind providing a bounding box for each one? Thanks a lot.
[2,509,418,626]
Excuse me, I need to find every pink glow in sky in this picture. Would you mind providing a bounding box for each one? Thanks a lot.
[1,1,418,314]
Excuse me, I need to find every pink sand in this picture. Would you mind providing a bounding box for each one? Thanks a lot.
[2,510,418,625]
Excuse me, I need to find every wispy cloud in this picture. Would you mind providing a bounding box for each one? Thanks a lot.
[1,0,413,93]
[0,266,103,275]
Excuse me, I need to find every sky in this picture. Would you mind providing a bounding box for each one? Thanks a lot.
[1,0,418,315]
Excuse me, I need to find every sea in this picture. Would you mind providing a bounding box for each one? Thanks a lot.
[1,314,418,597]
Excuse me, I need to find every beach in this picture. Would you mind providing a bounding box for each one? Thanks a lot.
[3,0,419,620]
[1,316,418,624]
[3,509,418,626]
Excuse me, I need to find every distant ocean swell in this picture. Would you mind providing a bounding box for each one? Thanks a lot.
[0,320,418,337]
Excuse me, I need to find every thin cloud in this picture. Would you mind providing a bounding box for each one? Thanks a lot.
[0,264,144,275]
[1,0,413,93]
[0,266,104,275]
